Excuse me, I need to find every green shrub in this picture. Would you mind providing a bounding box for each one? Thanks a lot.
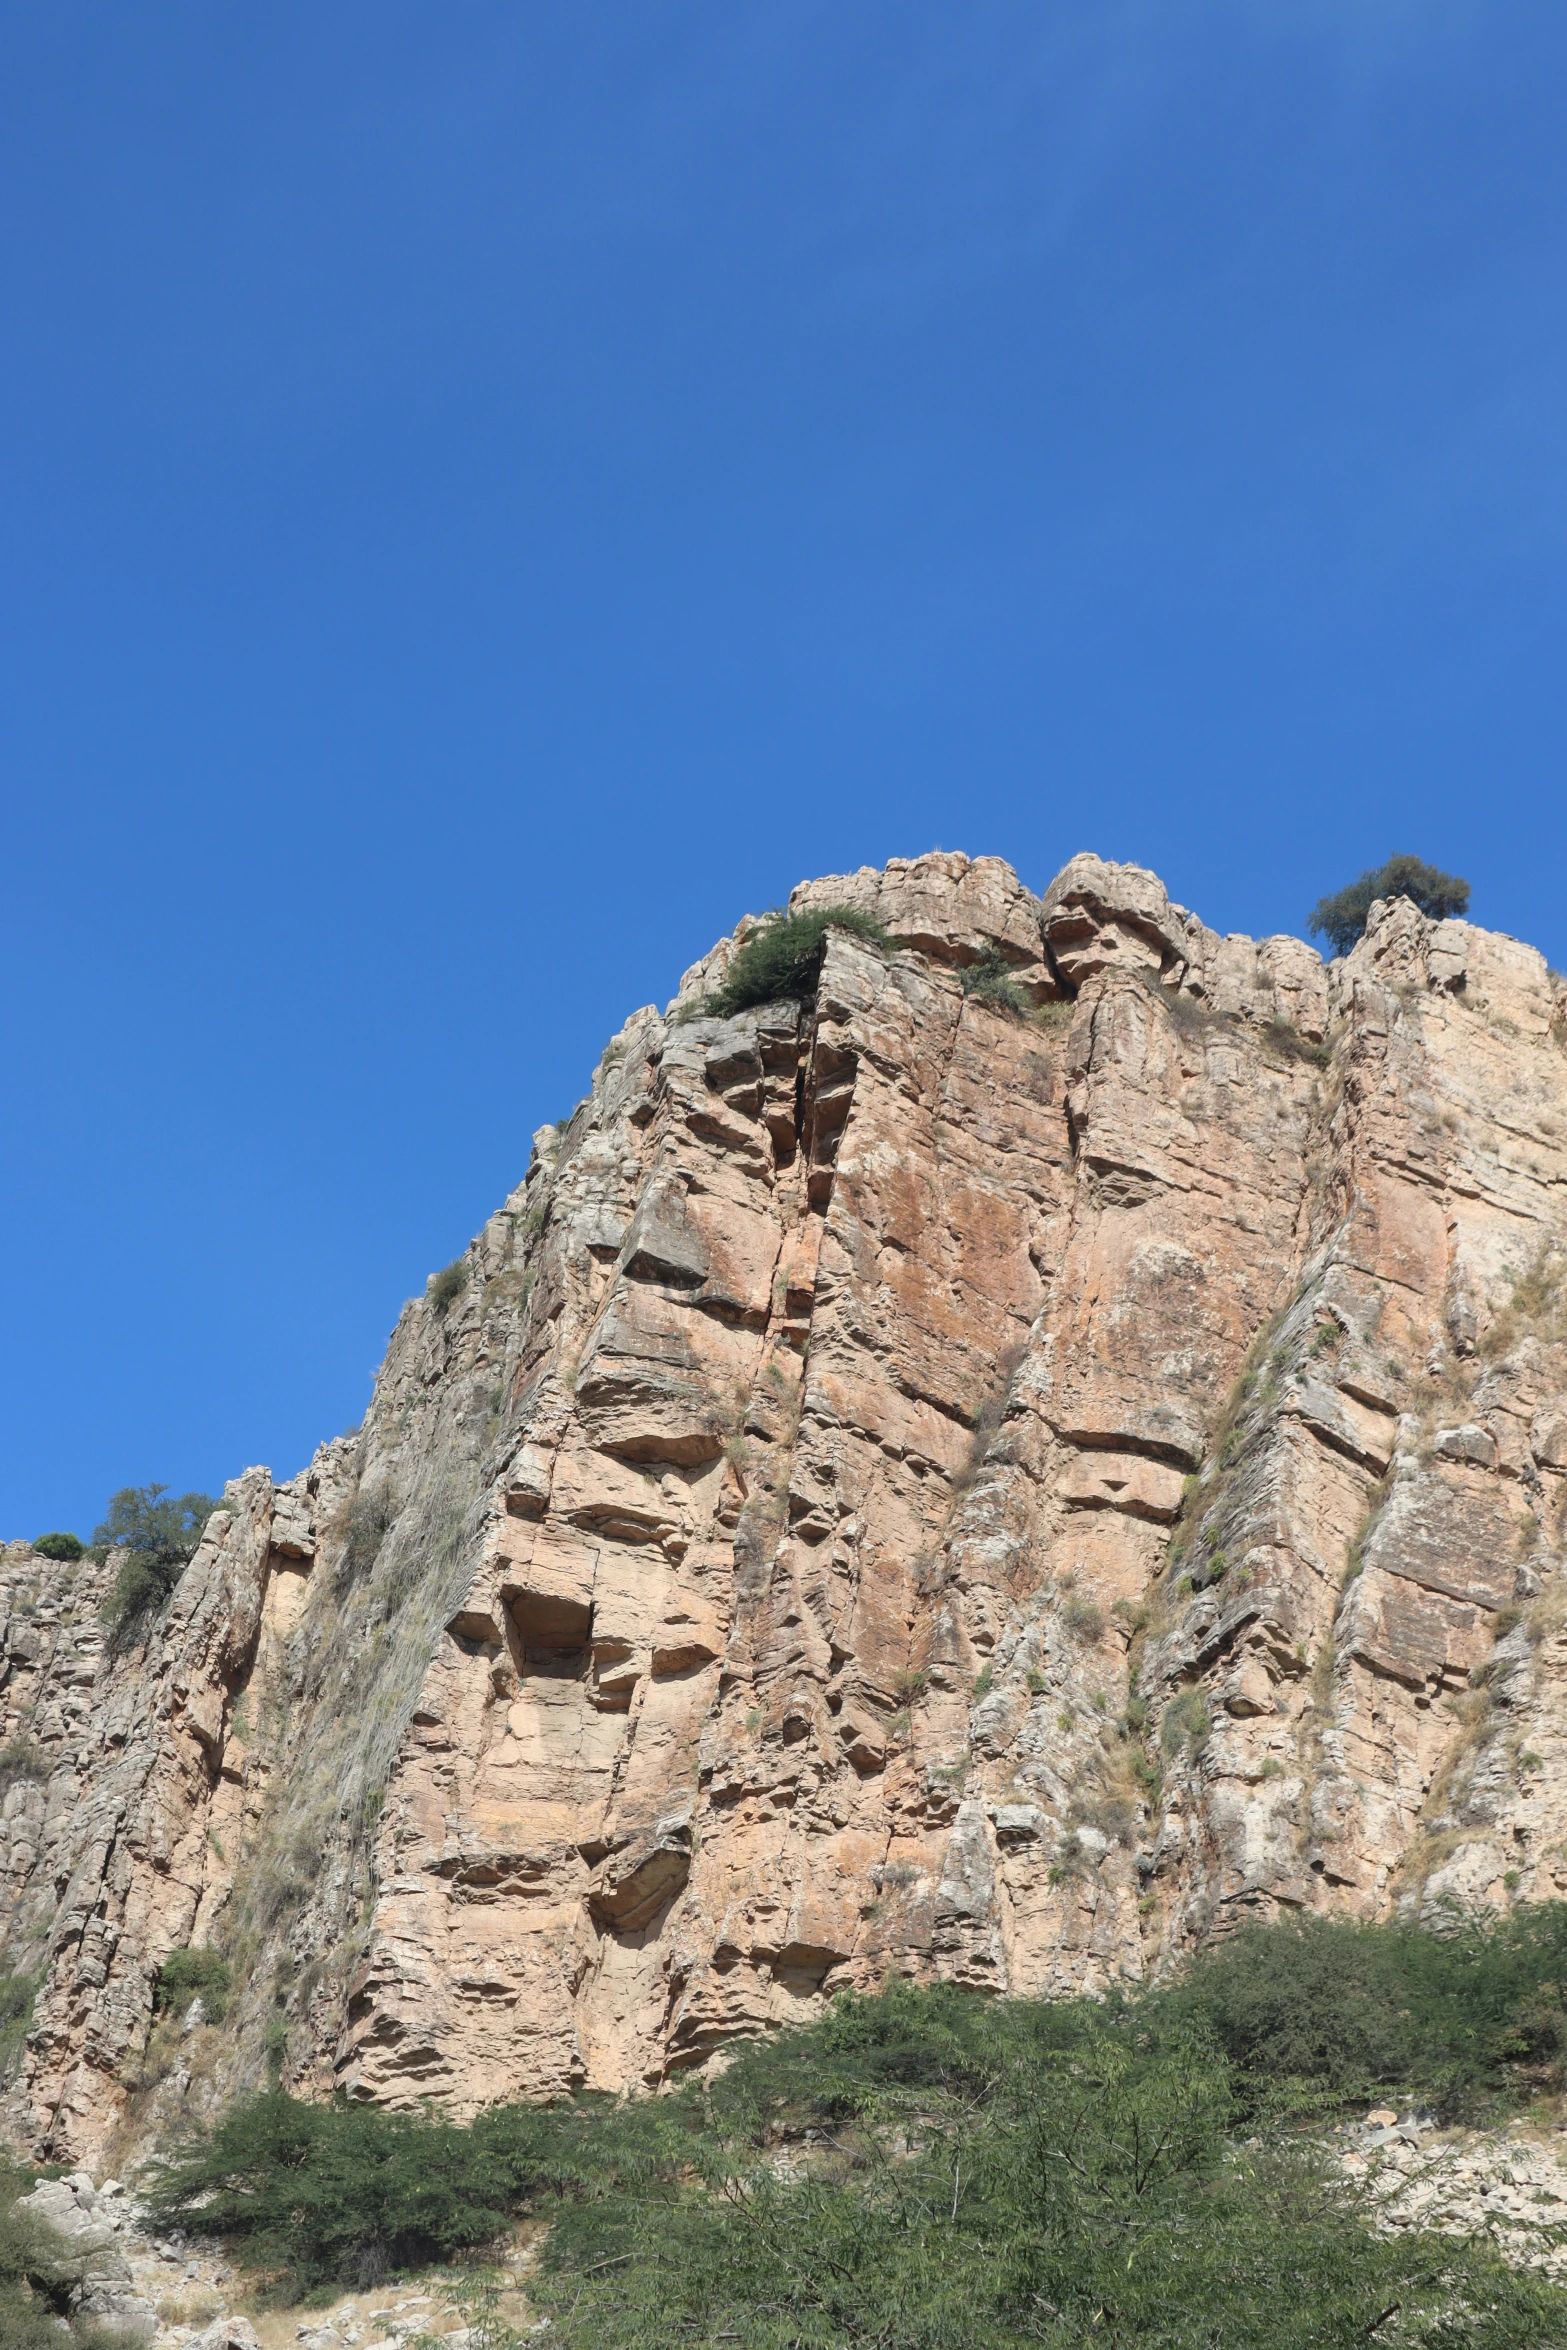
[1263,1016,1332,1069]
[1308,855,1470,956]
[704,905,888,1019]
[32,1532,84,1562]
[154,1946,232,2023]
[262,2010,290,2081]
[960,948,1030,1018]
[531,1978,1565,2350]
[427,1257,468,1315]
[96,1483,223,1639]
[101,1549,182,1632]
[1166,1904,1567,2120]
[334,1483,395,1591]
[1063,1594,1106,1643]
[142,2090,627,2297]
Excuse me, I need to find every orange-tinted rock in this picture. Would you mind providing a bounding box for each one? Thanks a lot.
[6,851,1567,2160]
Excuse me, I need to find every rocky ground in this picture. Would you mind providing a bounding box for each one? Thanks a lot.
[1332,2105,1567,2279]
[11,2166,483,2348]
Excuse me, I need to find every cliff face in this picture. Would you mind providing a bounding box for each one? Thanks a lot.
[5,849,1567,2164]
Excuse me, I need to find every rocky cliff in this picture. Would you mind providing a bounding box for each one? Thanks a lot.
[5,849,1567,2165]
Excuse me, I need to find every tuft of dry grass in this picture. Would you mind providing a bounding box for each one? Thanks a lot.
[1031,998,1075,1035]
[1062,1594,1105,1644]
[157,2292,223,2328]
[1524,1583,1567,1648]
[1482,1246,1566,1360]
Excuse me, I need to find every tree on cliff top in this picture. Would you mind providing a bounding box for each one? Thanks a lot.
[95,1482,223,1637]
[1308,854,1469,956]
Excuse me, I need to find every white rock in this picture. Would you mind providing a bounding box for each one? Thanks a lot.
[189,2321,263,2350]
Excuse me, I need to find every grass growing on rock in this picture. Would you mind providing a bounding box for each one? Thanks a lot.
[703,904,888,1019]
[0,1971,38,2082]
[960,948,1031,1018]
[427,1258,469,1316]
[0,1738,48,1797]
[143,1911,1567,2342]
[1481,1245,1566,1360]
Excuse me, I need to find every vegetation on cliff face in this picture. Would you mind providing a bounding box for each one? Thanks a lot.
[1308,855,1470,955]
[426,1257,469,1315]
[93,1481,222,1636]
[702,904,888,1018]
[0,1968,38,2081]
[153,1943,232,2024]
[1168,1906,1567,2118]
[143,1911,1567,2342]
[960,945,1033,1016]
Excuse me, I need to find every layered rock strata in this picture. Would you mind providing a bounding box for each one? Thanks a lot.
[4,849,1567,2161]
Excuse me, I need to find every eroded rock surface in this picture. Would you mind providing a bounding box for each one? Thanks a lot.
[5,849,1567,2158]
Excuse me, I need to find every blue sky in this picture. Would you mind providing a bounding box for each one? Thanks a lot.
[4,2,1565,1539]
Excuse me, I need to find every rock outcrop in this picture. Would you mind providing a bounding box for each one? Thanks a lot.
[4,849,1567,2162]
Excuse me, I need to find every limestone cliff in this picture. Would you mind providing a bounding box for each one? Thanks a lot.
[5,849,1567,2164]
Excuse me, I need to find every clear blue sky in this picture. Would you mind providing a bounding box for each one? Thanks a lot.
[4,3,1565,1540]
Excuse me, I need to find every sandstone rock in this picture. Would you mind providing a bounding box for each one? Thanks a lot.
[6,848,1567,2156]
[1434,1423,1498,1468]
[189,2319,262,2350]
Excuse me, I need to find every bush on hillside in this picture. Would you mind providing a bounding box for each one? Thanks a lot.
[142,2091,644,2295]
[0,1740,48,1798]
[537,2021,1561,2350]
[334,1482,396,1592]
[703,905,888,1019]
[95,1483,224,1639]
[1169,1904,1567,2118]
[141,1913,1567,2338]
[1308,855,1470,956]
[32,1532,84,1562]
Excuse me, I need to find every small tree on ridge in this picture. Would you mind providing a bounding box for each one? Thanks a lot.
[1308,854,1469,957]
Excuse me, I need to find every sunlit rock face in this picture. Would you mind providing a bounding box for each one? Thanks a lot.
[6,849,1567,2162]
